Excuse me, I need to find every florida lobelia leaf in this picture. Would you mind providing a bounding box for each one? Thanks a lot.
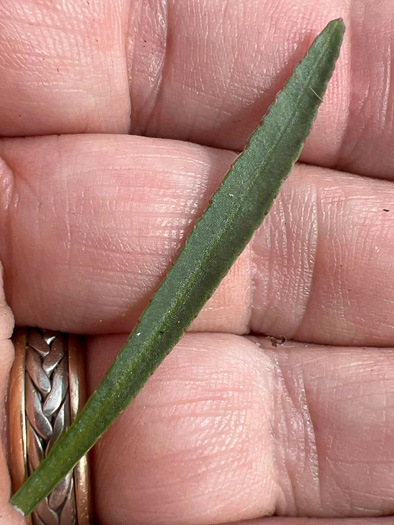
[11,18,345,515]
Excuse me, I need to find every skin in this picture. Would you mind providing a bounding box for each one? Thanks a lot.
[0,0,394,523]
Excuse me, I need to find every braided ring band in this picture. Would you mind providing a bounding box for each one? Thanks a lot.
[8,328,91,525]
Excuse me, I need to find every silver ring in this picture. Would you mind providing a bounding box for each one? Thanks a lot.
[9,328,91,524]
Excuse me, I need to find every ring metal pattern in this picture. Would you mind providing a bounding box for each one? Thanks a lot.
[8,328,90,525]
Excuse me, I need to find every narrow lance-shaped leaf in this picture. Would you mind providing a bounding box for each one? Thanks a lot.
[11,19,345,515]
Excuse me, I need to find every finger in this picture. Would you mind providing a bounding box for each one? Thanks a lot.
[226,517,393,525]
[126,0,394,180]
[2,1,394,181]
[0,264,25,524]
[226,519,394,525]
[1,135,393,345]
[0,0,131,136]
[86,333,394,523]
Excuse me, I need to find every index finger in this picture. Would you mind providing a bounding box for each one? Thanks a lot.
[1,0,393,179]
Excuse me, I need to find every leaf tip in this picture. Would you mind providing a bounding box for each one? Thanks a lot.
[328,17,346,34]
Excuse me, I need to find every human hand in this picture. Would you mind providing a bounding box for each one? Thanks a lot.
[0,1,393,524]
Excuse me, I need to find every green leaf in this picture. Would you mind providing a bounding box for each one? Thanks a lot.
[11,19,345,515]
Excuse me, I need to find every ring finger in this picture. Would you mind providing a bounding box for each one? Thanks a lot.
[87,333,394,523]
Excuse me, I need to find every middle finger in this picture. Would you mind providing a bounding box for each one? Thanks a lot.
[0,134,393,345]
